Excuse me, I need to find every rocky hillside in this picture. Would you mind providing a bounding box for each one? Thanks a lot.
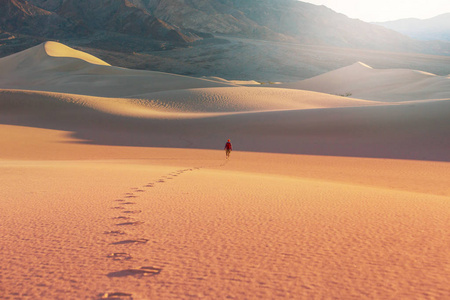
[124,0,444,53]
[1,0,203,45]
[0,0,84,37]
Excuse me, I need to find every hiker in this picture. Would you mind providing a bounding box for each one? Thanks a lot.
[224,139,232,159]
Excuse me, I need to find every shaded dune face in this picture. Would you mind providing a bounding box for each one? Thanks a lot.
[0,42,449,161]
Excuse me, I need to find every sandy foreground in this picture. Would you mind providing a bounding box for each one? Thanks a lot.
[1,42,450,299]
[1,125,449,299]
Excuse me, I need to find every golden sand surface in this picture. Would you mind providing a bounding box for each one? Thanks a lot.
[1,125,449,299]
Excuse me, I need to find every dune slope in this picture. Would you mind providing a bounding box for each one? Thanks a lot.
[1,88,449,161]
[280,62,450,101]
[0,42,233,97]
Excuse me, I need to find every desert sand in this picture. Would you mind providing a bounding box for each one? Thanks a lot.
[1,42,449,299]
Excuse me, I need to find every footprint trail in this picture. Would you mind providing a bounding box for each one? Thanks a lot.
[99,166,202,298]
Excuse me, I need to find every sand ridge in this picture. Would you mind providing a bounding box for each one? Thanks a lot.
[0,87,380,119]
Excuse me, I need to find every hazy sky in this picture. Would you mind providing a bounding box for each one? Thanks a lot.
[302,0,449,22]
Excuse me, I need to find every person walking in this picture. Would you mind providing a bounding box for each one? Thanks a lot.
[224,139,232,159]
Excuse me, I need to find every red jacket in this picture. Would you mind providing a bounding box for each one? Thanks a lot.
[225,142,232,150]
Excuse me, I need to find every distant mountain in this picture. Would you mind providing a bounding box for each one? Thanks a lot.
[1,0,203,45]
[128,0,425,51]
[0,0,85,37]
[374,13,450,41]
[2,0,444,53]
[127,0,292,41]
[1,0,449,82]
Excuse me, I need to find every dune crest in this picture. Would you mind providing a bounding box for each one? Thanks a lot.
[354,61,373,69]
[0,42,109,76]
[44,41,110,66]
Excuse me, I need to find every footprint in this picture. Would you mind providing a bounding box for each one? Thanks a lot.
[145,184,154,187]
[122,210,142,214]
[112,216,131,220]
[114,199,126,202]
[107,252,132,260]
[125,195,137,198]
[157,179,165,183]
[104,230,126,235]
[107,267,162,278]
[135,189,145,192]
[98,292,133,300]
[116,221,144,226]
[111,239,148,245]
[122,202,136,205]
[111,206,125,210]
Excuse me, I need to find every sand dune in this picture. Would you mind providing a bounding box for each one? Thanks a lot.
[1,42,449,299]
[0,42,449,160]
[202,76,263,86]
[101,87,378,113]
[0,42,378,113]
[1,88,449,161]
[279,62,450,101]
[0,42,233,97]
[0,42,448,160]
[0,87,378,118]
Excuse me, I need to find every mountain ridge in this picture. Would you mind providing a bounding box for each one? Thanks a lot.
[4,0,448,53]
[374,13,450,42]
[1,0,449,82]
[1,0,203,44]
